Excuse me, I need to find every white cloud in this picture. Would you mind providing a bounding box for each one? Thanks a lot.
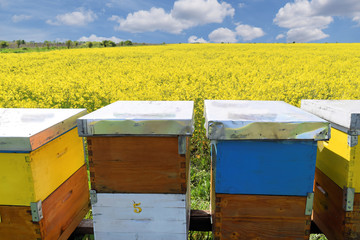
[235,24,265,41]
[110,0,234,34]
[274,0,360,42]
[171,0,234,25]
[287,27,329,42]
[208,27,237,43]
[276,34,285,40]
[46,9,97,26]
[188,35,208,43]
[78,34,125,43]
[111,7,187,34]
[12,14,32,23]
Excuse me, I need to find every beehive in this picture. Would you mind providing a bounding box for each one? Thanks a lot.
[205,100,329,239]
[0,108,90,240]
[77,101,194,239]
[302,100,360,239]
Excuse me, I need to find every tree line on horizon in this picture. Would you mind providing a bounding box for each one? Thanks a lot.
[0,39,135,50]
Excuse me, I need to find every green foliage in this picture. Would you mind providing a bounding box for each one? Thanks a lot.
[0,41,9,48]
[310,234,327,240]
[66,40,73,49]
[124,40,133,46]
[87,42,93,48]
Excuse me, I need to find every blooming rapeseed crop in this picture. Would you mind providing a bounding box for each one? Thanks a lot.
[1,43,359,209]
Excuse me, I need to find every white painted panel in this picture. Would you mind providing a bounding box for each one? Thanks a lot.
[95,232,187,240]
[93,193,188,240]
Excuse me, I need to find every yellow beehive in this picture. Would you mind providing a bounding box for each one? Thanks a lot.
[302,100,360,190]
[0,108,87,206]
[302,100,360,239]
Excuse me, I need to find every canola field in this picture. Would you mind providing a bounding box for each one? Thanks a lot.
[1,43,360,209]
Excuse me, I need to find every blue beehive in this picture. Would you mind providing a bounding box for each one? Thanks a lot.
[205,100,330,196]
[204,100,331,239]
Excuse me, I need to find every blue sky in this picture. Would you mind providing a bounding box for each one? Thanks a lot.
[0,0,359,43]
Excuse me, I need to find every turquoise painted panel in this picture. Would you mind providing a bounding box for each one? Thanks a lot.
[213,140,317,196]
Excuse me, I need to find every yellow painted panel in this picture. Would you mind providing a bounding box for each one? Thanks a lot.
[0,153,35,206]
[30,128,84,202]
[316,127,360,190]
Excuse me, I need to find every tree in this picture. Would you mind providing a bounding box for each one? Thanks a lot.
[124,40,133,46]
[66,40,72,49]
[44,41,51,49]
[108,41,116,47]
[16,40,21,48]
[74,41,79,47]
[87,42,93,48]
[0,41,9,48]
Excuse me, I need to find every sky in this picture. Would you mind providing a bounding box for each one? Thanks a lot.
[0,0,359,43]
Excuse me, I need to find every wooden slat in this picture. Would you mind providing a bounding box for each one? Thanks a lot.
[213,194,310,240]
[313,167,360,240]
[88,136,188,194]
[40,165,90,240]
[0,205,41,240]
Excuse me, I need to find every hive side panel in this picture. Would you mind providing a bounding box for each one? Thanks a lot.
[30,128,84,202]
[94,232,187,240]
[316,128,351,189]
[313,167,346,240]
[213,194,310,240]
[93,193,187,238]
[0,205,41,239]
[0,153,34,206]
[88,136,187,194]
[350,137,360,190]
[215,140,317,196]
[40,165,90,240]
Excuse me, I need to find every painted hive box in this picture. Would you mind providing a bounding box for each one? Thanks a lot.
[302,100,360,240]
[0,108,87,206]
[205,100,329,196]
[77,101,194,194]
[0,165,91,240]
[302,100,360,190]
[204,100,329,239]
[91,192,189,240]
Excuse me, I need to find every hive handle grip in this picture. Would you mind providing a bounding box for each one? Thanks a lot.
[315,182,327,197]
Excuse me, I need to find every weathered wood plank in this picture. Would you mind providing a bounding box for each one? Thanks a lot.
[313,167,360,240]
[88,136,188,194]
[213,194,311,240]
[0,205,41,240]
[40,164,90,240]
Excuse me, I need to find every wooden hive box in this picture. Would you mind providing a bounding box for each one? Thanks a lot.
[77,101,194,240]
[77,101,194,194]
[302,100,360,239]
[204,100,330,239]
[0,165,90,240]
[0,108,90,239]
